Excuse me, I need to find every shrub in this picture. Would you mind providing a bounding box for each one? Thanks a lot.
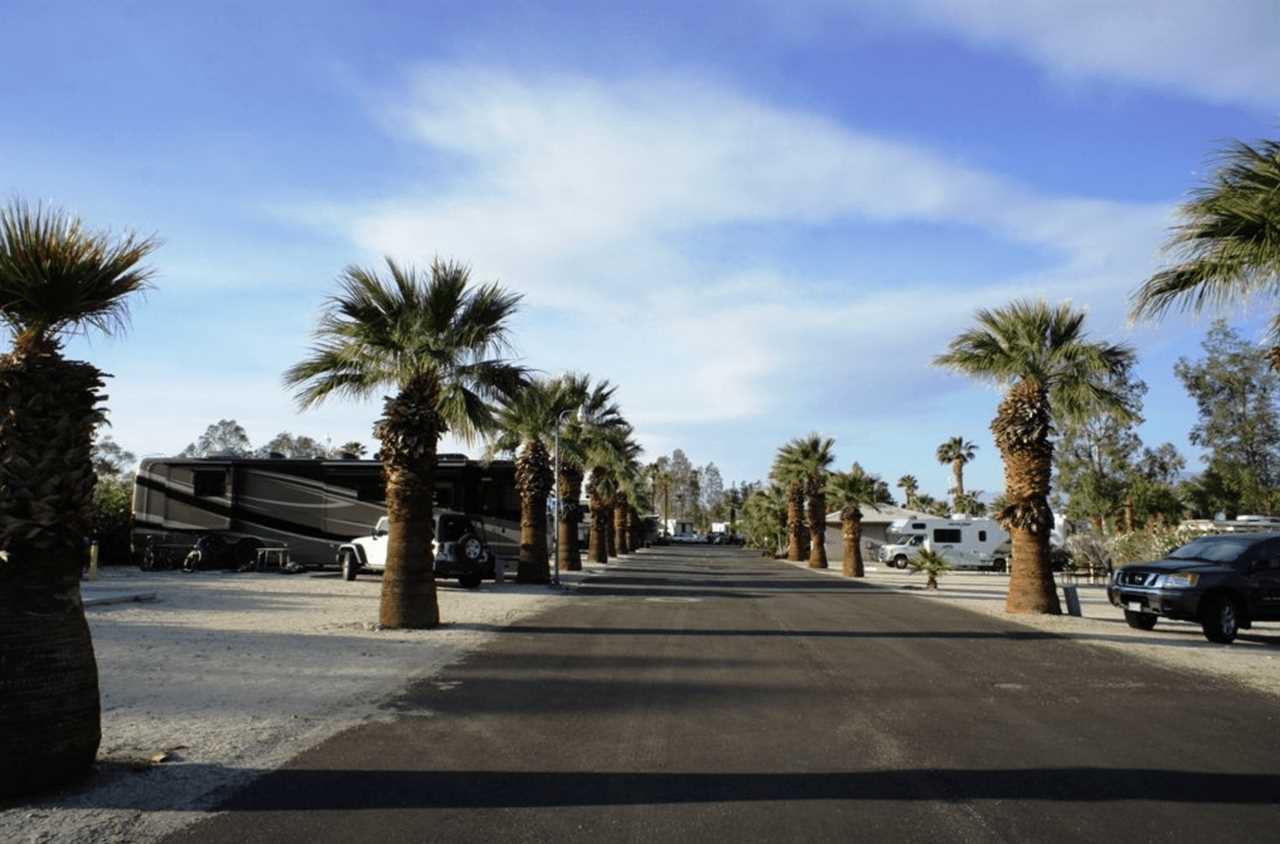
[908,548,951,590]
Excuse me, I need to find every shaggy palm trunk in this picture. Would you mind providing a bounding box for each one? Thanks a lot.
[993,380,1060,614]
[587,478,609,564]
[786,479,806,561]
[558,467,583,572]
[953,461,965,505]
[515,439,552,583]
[841,508,864,578]
[374,380,442,629]
[613,497,629,555]
[807,484,827,568]
[0,343,105,796]
[605,506,618,557]
[927,572,939,590]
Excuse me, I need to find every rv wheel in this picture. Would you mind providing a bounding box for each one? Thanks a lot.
[893,555,909,569]
[341,550,359,581]
[992,557,1007,573]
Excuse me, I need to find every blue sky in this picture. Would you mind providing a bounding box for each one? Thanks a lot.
[3,1,1278,500]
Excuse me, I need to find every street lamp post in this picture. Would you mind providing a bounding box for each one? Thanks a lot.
[552,406,580,587]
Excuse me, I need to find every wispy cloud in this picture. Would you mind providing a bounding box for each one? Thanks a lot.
[851,0,1280,113]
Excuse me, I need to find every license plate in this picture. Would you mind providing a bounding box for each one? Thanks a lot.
[1126,602,1144,612]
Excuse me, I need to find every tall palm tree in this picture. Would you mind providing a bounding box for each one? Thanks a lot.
[555,376,624,572]
[897,474,920,509]
[775,434,836,568]
[1130,137,1280,365]
[285,258,524,628]
[743,483,788,554]
[770,443,808,563]
[0,201,156,797]
[936,436,978,510]
[825,466,885,578]
[487,377,578,583]
[935,299,1134,614]
[651,457,672,536]
[585,427,633,564]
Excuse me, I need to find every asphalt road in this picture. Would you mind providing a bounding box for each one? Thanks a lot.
[168,545,1280,843]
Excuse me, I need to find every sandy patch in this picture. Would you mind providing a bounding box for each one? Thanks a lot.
[1,563,599,843]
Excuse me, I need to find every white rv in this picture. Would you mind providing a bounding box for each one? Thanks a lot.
[878,517,1011,571]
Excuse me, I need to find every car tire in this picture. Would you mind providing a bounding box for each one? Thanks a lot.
[341,550,359,582]
[458,574,482,589]
[1124,610,1157,630]
[992,557,1006,573]
[893,555,909,570]
[1201,594,1241,644]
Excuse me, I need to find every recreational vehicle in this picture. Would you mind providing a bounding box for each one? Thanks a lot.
[131,454,520,571]
[878,517,1011,571]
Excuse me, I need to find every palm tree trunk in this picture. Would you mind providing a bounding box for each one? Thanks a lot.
[786,479,805,561]
[613,500,628,555]
[374,382,442,629]
[588,490,609,564]
[953,460,965,501]
[993,380,1061,614]
[0,348,104,796]
[515,439,551,583]
[841,509,865,578]
[606,505,617,557]
[807,485,827,569]
[558,467,582,572]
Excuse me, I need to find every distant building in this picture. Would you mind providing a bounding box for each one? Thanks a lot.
[822,504,931,561]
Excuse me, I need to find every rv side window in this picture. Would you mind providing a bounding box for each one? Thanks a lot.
[933,528,962,543]
[978,530,987,542]
[911,522,926,530]
[193,470,226,498]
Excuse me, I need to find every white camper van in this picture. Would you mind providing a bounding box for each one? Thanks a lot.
[878,517,1011,571]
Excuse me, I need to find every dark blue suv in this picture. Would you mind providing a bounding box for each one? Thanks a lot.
[1107,533,1280,643]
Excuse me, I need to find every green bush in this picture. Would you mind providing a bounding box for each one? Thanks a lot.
[90,474,133,565]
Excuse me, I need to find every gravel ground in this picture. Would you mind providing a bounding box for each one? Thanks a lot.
[0,563,599,844]
[782,557,1280,697]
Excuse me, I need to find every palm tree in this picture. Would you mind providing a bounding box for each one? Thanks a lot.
[935,299,1134,614]
[936,436,978,510]
[743,483,788,554]
[774,434,836,568]
[908,548,951,590]
[0,201,156,797]
[825,465,886,578]
[585,428,636,564]
[487,377,578,583]
[285,258,524,628]
[1130,137,1280,365]
[555,376,624,572]
[770,444,809,563]
[651,457,672,536]
[897,474,920,509]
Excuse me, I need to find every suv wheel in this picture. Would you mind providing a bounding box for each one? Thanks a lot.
[1201,595,1241,644]
[1124,610,1157,631]
[341,550,359,582]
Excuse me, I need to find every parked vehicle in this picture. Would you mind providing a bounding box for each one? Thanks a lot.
[132,454,520,572]
[337,512,491,589]
[1107,533,1280,643]
[878,518,1010,570]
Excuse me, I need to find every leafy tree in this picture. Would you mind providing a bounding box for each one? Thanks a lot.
[742,483,787,554]
[1174,321,1280,514]
[181,419,252,458]
[92,435,137,477]
[1127,444,1187,527]
[701,463,726,522]
[1053,369,1146,530]
[667,449,695,519]
[0,200,155,795]
[1131,137,1280,365]
[257,431,328,459]
[952,491,987,517]
[284,257,524,629]
[936,299,1134,614]
[936,436,978,507]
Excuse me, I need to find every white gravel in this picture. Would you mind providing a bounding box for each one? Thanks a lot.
[0,565,594,844]
[784,559,1280,697]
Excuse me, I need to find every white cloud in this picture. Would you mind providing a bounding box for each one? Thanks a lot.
[859,0,1280,113]
[288,66,1173,484]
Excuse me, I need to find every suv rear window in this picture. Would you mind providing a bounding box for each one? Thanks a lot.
[437,514,472,542]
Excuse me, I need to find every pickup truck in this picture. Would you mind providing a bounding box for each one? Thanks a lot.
[337,510,491,589]
[1107,532,1280,643]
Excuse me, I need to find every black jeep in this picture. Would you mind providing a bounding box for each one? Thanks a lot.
[1107,533,1280,643]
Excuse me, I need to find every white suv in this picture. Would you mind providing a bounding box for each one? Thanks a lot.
[338,510,489,589]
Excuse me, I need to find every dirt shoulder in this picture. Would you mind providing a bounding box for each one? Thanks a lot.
[0,564,598,843]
